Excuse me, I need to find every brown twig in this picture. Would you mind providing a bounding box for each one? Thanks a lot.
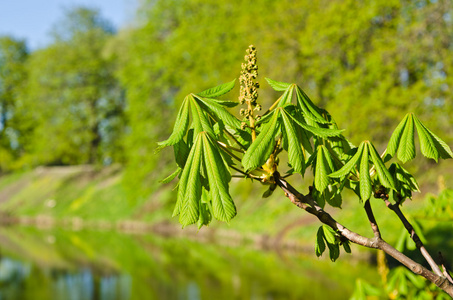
[273,172,453,297]
[439,252,453,284]
[383,198,443,277]
[364,200,381,239]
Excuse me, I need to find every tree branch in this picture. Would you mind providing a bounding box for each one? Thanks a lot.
[364,200,381,239]
[439,252,453,284]
[383,198,443,277]
[273,172,453,297]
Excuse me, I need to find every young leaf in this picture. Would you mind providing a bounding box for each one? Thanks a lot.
[242,110,280,171]
[160,167,181,184]
[359,142,371,200]
[315,226,326,257]
[202,133,237,222]
[173,133,204,226]
[368,142,395,189]
[190,96,215,137]
[413,115,438,161]
[342,241,351,253]
[295,86,329,124]
[397,114,415,163]
[197,79,236,98]
[195,95,242,129]
[413,114,453,161]
[179,135,204,227]
[174,139,190,168]
[329,143,364,178]
[157,97,190,149]
[197,198,211,229]
[387,113,409,157]
[265,77,291,91]
[281,109,305,173]
[284,106,343,138]
[314,145,332,193]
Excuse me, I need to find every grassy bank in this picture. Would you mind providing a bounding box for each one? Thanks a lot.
[0,165,444,250]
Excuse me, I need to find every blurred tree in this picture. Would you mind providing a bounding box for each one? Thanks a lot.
[0,36,29,170]
[117,0,453,197]
[22,7,125,166]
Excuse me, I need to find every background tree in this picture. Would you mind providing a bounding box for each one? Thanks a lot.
[0,36,28,171]
[22,7,125,166]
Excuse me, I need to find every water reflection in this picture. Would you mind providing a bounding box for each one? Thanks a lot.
[0,226,379,300]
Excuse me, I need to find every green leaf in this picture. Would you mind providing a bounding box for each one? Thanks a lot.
[329,143,364,178]
[197,191,212,229]
[202,133,237,222]
[189,96,215,137]
[397,114,415,163]
[413,115,438,161]
[387,114,409,157]
[314,145,331,192]
[315,226,326,257]
[157,96,190,149]
[206,99,239,107]
[242,110,280,171]
[179,135,204,227]
[159,167,181,184]
[285,106,343,138]
[197,79,236,98]
[359,143,371,201]
[413,114,453,160]
[368,142,395,189]
[342,241,351,253]
[389,163,420,197]
[322,225,337,244]
[265,77,291,91]
[281,109,305,173]
[295,86,329,124]
[174,138,190,168]
[195,95,242,129]
[173,133,204,226]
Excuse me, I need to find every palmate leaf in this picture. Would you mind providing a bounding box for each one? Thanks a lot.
[359,142,371,200]
[295,86,329,124]
[202,133,237,222]
[173,133,204,226]
[242,110,280,171]
[265,77,291,91]
[157,96,190,149]
[197,79,236,98]
[387,113,452,163]
[281,109,305,174]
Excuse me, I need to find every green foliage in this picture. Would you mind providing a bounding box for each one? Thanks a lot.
[387,113,453,163]
[315,225,348,262]
[0,36,29,170]
[21,7,125,166]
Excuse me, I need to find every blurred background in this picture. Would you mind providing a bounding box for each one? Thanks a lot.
[0,0,452,299]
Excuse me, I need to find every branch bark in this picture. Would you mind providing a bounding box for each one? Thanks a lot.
[383,199,443,277]
[273,172,453,297]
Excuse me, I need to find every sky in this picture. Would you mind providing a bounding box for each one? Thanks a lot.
[0,0,138,50]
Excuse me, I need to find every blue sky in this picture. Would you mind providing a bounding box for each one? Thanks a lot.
[0,0,138,50]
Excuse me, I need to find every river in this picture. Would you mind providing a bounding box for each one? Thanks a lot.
[0,226,379,300]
